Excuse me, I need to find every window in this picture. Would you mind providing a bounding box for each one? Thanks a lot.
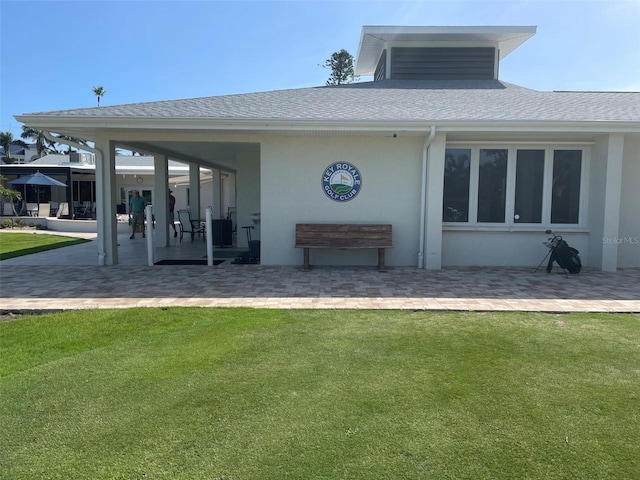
[443,146,584,226]
[551,150,582,224]
[443,149,470,222]
[514,150,545,223]
[477,149,508,223]
[142,190,152,205]
[75,180,94,203]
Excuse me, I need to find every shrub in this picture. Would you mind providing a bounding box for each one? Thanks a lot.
[0,218,28,228]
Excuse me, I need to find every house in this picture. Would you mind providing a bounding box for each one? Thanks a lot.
[0,143,38,164]
[10,25,640,270]
[0,153,235,221]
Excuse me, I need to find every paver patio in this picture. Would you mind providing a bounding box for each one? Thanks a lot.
[1,231,638,313]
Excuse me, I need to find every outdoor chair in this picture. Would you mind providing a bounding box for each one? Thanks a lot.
[56,202,69,218]
[50,201,59,216]
[74,202,92,219]
[2,202,16,216]
[177,209,205,242]
[38,203,50,217]
[26,203,38,216]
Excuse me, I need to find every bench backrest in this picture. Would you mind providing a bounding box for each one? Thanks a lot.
[295,223,392,248]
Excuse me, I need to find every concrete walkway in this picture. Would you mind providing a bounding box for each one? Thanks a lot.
[1,230,639,313]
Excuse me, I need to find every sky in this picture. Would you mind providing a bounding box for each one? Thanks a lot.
[1,0,639,140]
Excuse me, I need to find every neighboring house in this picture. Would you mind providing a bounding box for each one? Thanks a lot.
[0,143,38,164]
[0,153,233,218]
[11,25,640,270]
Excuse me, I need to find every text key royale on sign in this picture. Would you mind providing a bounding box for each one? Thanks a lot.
[322,162,362,202]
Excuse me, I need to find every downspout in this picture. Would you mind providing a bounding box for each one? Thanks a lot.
[42,131,106,266]
[417,126,436,268]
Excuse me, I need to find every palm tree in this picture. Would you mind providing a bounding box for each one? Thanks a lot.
[0,131,14,161]
[92,85,106,106]
[20,126,51,158]
[53,134,88,153]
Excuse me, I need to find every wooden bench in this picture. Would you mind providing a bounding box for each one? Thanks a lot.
[295,223,393,271]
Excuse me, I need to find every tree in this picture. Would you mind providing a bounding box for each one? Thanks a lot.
[53,134,89,154]
[0,175,21,203]
[0,131,14,161]
[21,126,52,158]
[323,49,358,85]
[92,85,106,106]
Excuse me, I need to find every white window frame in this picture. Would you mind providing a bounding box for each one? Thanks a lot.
[443,143,589,230]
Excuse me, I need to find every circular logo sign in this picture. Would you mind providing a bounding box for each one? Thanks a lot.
[322,162,362,202]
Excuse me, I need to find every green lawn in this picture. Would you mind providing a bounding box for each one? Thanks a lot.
[0,231,90,260]
[1,309,638,479]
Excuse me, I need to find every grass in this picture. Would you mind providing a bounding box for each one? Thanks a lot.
[1,308,639,479]
[0,231,90,260]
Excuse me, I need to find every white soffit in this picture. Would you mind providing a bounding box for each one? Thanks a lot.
[355,25,537,76]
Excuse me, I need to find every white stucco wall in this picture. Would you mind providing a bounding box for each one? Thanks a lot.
[618,134,640,267]
[442,230,589,267]
[587,133,640,269]
[260,135,424,266]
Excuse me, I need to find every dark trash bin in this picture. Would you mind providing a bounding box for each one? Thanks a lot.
[212,219,233,247]
[249,240,260,260]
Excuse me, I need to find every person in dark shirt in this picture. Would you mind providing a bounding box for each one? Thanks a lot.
[168,189,178,238]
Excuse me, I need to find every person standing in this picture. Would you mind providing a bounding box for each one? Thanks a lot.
[129,190,146,239]
[168,189,177,237]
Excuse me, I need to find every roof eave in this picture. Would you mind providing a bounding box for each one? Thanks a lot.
[14,115,640,139]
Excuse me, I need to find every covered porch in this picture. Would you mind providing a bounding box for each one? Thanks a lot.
[76,132,260,266]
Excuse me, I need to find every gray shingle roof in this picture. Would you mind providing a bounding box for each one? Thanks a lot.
[28,154,75,165]
[1,144,35,155]
[24,80,640,123]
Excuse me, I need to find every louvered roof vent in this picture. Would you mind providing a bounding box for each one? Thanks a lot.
[355,25,536,81]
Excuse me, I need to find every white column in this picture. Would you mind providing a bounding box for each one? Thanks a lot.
[236,149,261,249]
[210,169,222,219]
[601,134,625,272]
[145,204,154,266]
[94,134,118,265]
[189,163,201,219]
[154,154,169,247]
[424,133,446,270]
[205,207,213,266]
[222,171,236,221]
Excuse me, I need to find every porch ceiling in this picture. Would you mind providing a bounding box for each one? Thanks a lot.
[115,140,258,173]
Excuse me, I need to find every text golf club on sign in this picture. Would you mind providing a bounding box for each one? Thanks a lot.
[322,162,362,202]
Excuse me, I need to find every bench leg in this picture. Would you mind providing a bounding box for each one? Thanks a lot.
[378,248,386,272]
[303,248,310,271]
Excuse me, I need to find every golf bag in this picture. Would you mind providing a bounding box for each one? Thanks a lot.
[231,226,260,265]
[543,231,582,274]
